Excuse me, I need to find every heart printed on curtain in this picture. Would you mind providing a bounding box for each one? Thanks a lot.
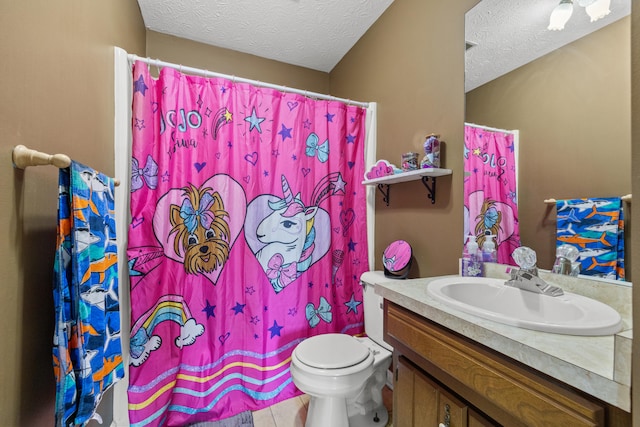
[153,174,247,285]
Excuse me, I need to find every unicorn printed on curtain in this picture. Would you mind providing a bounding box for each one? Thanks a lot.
[464,125,521,264]
[127,62,369,426]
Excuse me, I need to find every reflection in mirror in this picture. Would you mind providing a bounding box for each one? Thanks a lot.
[464,0,632,282]
[463,123,521,266]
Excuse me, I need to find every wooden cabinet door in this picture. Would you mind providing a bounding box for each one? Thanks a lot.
[413,365,439,425]
[395,356,476,427]
[395,356,440,427]
[394,356,416,427]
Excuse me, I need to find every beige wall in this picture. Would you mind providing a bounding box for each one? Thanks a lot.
[466,18,631,271]
[146,31,331,94]
[331,0,480,276]
[0,2,145,425]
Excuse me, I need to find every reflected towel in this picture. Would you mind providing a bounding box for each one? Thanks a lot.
[556,197,625,281]
[53,161,124,426]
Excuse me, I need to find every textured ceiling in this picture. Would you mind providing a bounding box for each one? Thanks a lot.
[136,0,630,87]
[136,0,394,73]
[465,0,631,92]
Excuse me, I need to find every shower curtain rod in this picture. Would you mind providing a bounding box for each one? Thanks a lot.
[128,54,369,108]
[465,122,517,134]
[12,144,120,186]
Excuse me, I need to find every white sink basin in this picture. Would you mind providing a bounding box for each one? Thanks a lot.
[427,277,622,336]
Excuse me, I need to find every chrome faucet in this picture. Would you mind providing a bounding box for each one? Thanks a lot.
[505,269,564,296]
[506,246,564,297]
[552,244,580,276]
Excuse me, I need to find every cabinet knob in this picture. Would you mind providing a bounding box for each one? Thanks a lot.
[439,403,451,427]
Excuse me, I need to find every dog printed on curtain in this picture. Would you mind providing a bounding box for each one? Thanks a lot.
[127,62,369,426]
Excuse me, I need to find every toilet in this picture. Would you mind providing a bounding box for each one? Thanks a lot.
[290,272,393,427]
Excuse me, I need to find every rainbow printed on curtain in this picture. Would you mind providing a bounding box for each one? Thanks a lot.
[127,61,369,426]
[463,125,521,264]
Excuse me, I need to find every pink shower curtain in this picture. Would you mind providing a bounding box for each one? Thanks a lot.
[127,61,369,426]
[464,125,520,264]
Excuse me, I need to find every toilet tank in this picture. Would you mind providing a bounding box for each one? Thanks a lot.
[361,271,393,351]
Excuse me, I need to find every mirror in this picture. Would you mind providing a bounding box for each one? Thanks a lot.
[382,240,412,279]
[464,0,632,282]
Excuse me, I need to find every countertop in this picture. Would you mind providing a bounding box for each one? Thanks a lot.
[364,269,632,412]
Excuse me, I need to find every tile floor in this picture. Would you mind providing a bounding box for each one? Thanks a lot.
[252,386,393,427]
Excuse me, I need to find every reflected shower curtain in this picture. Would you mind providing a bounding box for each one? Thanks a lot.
[464,125,521,264]
[126,62,369,426]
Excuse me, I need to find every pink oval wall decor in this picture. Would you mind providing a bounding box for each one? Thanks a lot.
[382,240,412,278]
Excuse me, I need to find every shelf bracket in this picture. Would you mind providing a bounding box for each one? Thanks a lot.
[376,177,438,206]
[377,183,391,206]
[421,176,437,204]
[367,170,449,206]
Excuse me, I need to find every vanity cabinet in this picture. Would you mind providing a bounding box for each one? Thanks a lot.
[384,301,627,427]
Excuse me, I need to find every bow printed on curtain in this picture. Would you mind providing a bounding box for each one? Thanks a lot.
[131,154,158,191]
[305,133,329,163]
[305,296,332,328]
[266,253,298,288]
[180,192,217,234]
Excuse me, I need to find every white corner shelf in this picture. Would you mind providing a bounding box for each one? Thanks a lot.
[362,168,452,206]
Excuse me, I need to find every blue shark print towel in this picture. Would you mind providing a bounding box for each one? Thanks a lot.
[53,161,124,426]
[556,197,625,281]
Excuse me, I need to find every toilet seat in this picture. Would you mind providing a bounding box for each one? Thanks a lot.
[296,334,370,369]
[355,337,392,366]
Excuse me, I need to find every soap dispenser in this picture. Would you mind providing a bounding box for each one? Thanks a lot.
[482,233,498,263]
[462,235,483,277]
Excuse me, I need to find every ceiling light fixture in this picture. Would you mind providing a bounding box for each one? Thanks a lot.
[548,0,611,31]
